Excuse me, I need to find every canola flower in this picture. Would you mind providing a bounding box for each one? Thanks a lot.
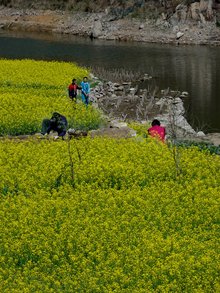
[0,59,87,88]
[0,59,219,292]
[0,137,219,292]
[0,59,104,135]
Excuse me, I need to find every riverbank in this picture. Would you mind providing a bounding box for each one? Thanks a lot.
[89,78,220,146]
[0,10,219,145]
[0,7,220,46]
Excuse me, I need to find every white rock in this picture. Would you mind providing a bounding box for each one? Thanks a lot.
[176,32,184,39]
[92,20,102,38]
[156,98,166,106]
[67,128,76,134]
[180,91,189,97]
[130,88,136,95]
[196,131,206,137]
[110,120,128,128]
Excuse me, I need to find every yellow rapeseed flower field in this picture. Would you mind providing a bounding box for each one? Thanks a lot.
[0,59,103,134]
[0,60,219,292]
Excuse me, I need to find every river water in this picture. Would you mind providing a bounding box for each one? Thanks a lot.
[0,30,219,133]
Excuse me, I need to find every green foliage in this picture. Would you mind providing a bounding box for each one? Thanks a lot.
[128,121,150,138]
[175,140,220,155]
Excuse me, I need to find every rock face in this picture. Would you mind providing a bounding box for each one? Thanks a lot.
[170,0,218,28]
[91,19,103,38]
[0,3,219,46]
[154,97,197,138]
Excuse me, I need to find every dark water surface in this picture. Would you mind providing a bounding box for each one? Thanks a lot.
[0,30,219,132]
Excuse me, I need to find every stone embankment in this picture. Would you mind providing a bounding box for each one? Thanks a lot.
[90,77,220,146]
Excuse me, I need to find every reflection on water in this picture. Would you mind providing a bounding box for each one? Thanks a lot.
[0,30,219,132]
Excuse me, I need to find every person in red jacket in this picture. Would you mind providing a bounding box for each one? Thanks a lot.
[148,119,166,142]
[68,79,81,101]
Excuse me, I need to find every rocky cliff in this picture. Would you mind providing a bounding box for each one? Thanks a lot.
[1,0,220,21]
[0,1,220,45]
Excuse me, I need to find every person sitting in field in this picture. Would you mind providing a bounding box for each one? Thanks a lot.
[148,119,166,142]
[41,112,68,139]
[68,78,81,102]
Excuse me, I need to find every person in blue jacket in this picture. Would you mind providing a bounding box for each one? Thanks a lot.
[80,76,90,106]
